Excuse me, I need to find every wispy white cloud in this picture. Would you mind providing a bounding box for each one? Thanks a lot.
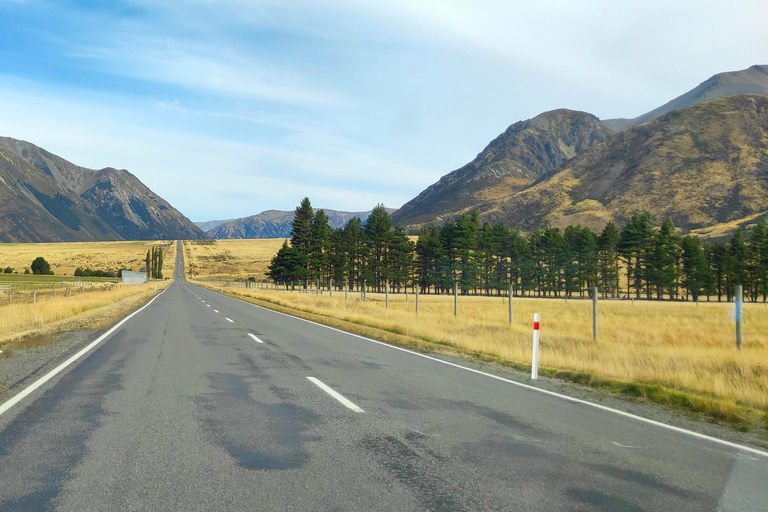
[69,35,352,107]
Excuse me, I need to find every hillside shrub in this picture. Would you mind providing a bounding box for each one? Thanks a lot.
[31,257,53,275]
[3,267,12,274]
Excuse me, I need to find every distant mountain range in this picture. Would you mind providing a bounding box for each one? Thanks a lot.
[393,65,768,235]
[0,137,206,242]
[194,219,234,232]
[206,208,397,239]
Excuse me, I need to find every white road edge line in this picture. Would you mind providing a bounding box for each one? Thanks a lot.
[307,377,364,413]
[210,287,768,459]
[248,333,264,344]
[0,284,171,418]
[225,318,234,323]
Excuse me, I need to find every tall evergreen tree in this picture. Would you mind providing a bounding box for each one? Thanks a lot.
[309,210,332,282]
[597,222,620,298]
[749,218,768,301]
[652,218,681,299]
[681,236,708,301]
[453,212,480,293]
[364,204,393,291]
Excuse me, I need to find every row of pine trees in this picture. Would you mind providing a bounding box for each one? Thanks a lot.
[146,247,164,279]
[268,198,768,302]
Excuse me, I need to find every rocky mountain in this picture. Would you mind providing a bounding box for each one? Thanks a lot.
[208,208,397,239]
[479,94,768,233]
[0,137,207,242]
[391,109,614,229]
[603,65,768,131]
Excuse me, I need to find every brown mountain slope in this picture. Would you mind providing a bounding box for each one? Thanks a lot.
[0,146,121,242]
[479,94,768,233]
[391,109,614,229]
[603,64,768,130]
[209,208,397,239]
[0,137,207,241]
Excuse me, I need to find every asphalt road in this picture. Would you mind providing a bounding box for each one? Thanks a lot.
[0,241,766,511]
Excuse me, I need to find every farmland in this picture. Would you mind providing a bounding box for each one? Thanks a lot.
[0,240,176,278]
[183,238,286,280]
[0,240,175,359]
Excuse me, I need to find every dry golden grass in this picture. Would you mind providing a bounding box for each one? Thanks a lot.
[0,281,169,346]
[183,239,286,280]
[0,240,176,277]
[200,284,768,419]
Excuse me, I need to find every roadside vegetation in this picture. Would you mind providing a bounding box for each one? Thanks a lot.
[0,281,168,351]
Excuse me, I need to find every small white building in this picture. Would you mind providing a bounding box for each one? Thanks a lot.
[122,271,148,284]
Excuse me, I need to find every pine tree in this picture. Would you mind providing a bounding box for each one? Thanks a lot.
[453,212,480,294]
[749,217,768,301]
[728,228,750,300]
[364,204,393,291]
[309,210,332,282]
[652,218,681,299]
[146,250,152,279]
[597,222,620,297]
[387,226,414,292]
[681,236,708,301]
[291,198,314,255]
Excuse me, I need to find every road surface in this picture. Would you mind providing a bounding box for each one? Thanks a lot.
[0,242,766,511]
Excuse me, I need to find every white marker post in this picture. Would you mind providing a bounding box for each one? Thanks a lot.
[531,313,540,380]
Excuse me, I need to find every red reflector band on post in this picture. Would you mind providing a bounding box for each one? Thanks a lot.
[533,321,539,330]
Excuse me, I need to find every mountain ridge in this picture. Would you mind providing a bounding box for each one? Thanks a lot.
[0,136,207,242]
[602,64,768,130]
[478,94,768,233]
[391,109,614,229]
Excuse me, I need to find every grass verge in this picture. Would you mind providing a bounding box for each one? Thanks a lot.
[0,284,167,353]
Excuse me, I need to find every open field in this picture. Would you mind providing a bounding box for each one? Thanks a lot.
[0,240,176,277]
[0,281,169,348]
[197,281,768,429]
[183,239,286,280]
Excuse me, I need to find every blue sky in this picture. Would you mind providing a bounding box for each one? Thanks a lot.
[0,1,766,222]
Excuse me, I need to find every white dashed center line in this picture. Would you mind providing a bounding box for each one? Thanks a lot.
[248,333,264,344]
[213,309,219,313]
[225,318,234,323]
[307,377,364,413]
